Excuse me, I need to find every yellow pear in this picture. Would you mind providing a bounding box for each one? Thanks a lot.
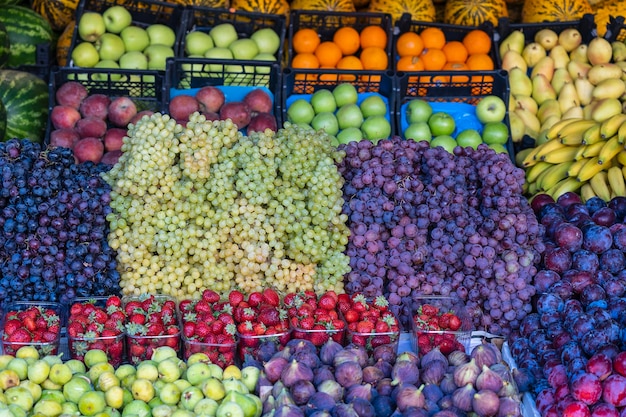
[562,105,584,120]
[522,42,547,67]
[567,60,592,80]
[592,78,626,100]
[551,68,573,94]
[535,28,559,51]
[514,95,539,115]
[549,45,571,69]
[587,37,613,65]
[531,56,555,81]
[500,50,528,73]
[558,28,583,52]
[508,112,526,143]
[514,108,542,134]
[615,61,626,81]
[499,30,525,57]
[588,63,624,85]
[509,67,533,96]
[569,44,589,64]
[558,82,581,114]
[575,77,595,106]
[532,73,557,105]
[541,115,562,132]
[590,98,623,122]
[611,41,626,62]
[537,99,562,124]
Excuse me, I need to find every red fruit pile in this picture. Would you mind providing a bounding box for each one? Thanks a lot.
[338,293,401,352]
[2,305,62,355]
[413,303,466,355]
[285,290,346,347]
[67,296,126,366]
[179,289,237,367]
[124,294,180,364]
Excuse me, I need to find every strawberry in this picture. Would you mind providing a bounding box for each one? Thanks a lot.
[318,293,337,311]
[258,307,281,326]
[229,290,245,308]
[356,320,375,334]
[299,316,315,330]
[262,288,280,307]
[3,319,21,336]
[201,289,221,304]
[343,310,359,323]
[7,328,31,343]
[248,292,264,307]
[448,315,462,331]
[183,322,196,338]
[106,296,122,308]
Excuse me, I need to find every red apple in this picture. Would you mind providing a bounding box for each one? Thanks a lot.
[243,89,273,114]
[80,94,111,119]
[73,137,104,164]
[49,128,80,149]
[108,96,138,128]
[56,81,89,109]
[169,94,199,122]
[51,105,82,130]
[101,150,122,166]
[76,117,108,139]
[247,112,277,133]
[130,110,154,125]
[203,111,220,121]
[196,86,225,114]
[220,101,251,129]
[104,128,127,152]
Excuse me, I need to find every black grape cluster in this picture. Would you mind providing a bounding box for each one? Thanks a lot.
[338,139,545,335]
[0,139,120,308]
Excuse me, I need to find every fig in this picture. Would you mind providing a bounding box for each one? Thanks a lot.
[373,344,397,363]
[422,383,444,403]
[263,395,276,414]
[432,409,465,417]
[441,373,458,394]
[306,392,336,414]
[391,360,420,386]
[476,365,504,393]
[310,412,332,417]
[335,361,363,388]
[402,407,429,417]
[395,383,426,412]
[292,349,321,370]
[472,389,500,417]
[451,383,476,412]
[376,378,394,397]
[448,350,470,366]
[498,396,522,417]
[373,358,393,378]
[314,365,335,386]
[421,347,448,368]
[281,360,314,388]
[345,383,373,403]
[320,340,344,365]
[290,380,315,405]
[333,350,361,368]
[470,342,501,368]
[498,380,519,398]
[453,359,480,387]
[490,363,514,384]
[331,402,359,417]
[344,345,369,368]
[317,380,344,402]
[273,381,286,398]
[421,360,447,385]
[511,367,535,393]
[349,397,375,417]
[276,387,296,406]
[372,395,395,417]
[274,404,305,417]
[362,366,385,384]
[287,339,317,355]
[265,356,289,383]
[437,395,453,410]
[396,351,420,366]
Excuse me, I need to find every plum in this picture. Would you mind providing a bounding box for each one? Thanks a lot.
[534,270,561,292]
[590,403,619,417]
[544,247,572,273]
[612,351,626,377]
[554,222,583,252]
[600,249,626,273]
[557,191,583,208]
[572,249,600,272]
[592,207,617,226]
[586,353,613,381]
[586,196,607,214]
[220,101,251,129]
[571,372,602,405]
[546,362,569,389]
[602,374,626,407]
[561,400,591,417]
[608,196,626,219]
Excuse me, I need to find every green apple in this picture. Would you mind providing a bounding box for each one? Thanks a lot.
[240,367,260,393]
[209,23,238,48]
[119,50,148,70]
[103,6,132,34]
[72,42,100,68]
[337,126,363,144]
[159,382,181,406]
[193,398,219,416]
[475,95,507,123]
[406,99,433,123]
[482,121,509,145]
[122,400,151,417]
[431,135,457,152]
[87,362,115,384]
[146,24,176,47]
[4,387,33,412]
[6,359,28,381]
[32,399,63,417]
[15,347,39,361]
[229,38,259,60]
[93,59,124,81]
[105,386,125,409]
[135,362,158,382]
[185,31,213,56]
[333,83,358,107]
[78,391,106,416]
[310,89,337,113]
[78,12,106,42]
[360,95,387,118]
[131,378,155,402]
[456,128,483,149]
[250,28,280,55]
[48,363,72,386]
[185,362,211,386]
[428,112,455,136]
[121,26,150,52]
[18,380,41,402]
[144,44,174,70]
[361,115,391,143]
[27,359,50,385]
[204,47,234,73]
[404,122,432,142]
[336,103,364,130]
[287,99,315,125]
[157,358,182,383]
[180,386,204,411]
[96,33,126,61]
[63,375,92,404]
[40,389,65,404]
[311,112,339,136]
[489,143,508,154]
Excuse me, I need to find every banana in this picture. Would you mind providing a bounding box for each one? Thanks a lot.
[534,138,571,160]
[538,161,575,191]
[526,160,554,183]
[581,183,597,202]
[617,149,626,166]
[541,146,580,164]
[597,136,624,165]
[547,177,583,200]
[574,144,590,161]
[577,156,604,182]
[590,171,612,201]
[522,146,544,167]
[582,123,602,145]
[582,140,607,159]
[618,120,626,144]
[526,180,539,196]
[546,118,586,140]
[559,120,600,145]
[600,113,626,139]
[608,165,626,197]
[567,157,591,177]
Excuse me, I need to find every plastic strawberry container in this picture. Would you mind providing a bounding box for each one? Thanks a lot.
[410,296,472,357]
[1,301,63,356]
[344,311,401,356]
[292,325,346,349]
[182,336,238,368]
[237,329,292,363]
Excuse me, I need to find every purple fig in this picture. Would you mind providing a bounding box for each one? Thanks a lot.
[333,350,362,367]
[396,351,420,366]
[472,389,500,416]
[292,349,321,370]
[376,378,394,396]
[263,395,275,414]
[432,410,464,417]
[420,347,448,368]
[453,359,480,387]
[257,371,273,402]
[421,359,447,385]
[314,365,335,386]
[265,356,289,383]
[320,340,344,365]
[373,358,393,378]
[437,395,453,409]
[287,338,317,355]
[273,381,286,398]
[402,407,429,417]
[317,380,344,402]
[489,363,514,384]
[306,392,336,413]
[372,395,396,417]
[373,344,397,363]
[395,383,426,412]
[451,383,476,412]
[331,403,359,417]
[362,366,385,384]
[391,360,420,386]
[257,341,283,362]
[498,380,519,398]
[281,360,314,388]
[290,380,316,405]
[476,365,504,393]
[440,373,457,394]
[447,350,470,366]
[345,383,373,402]
[276,387,296,407]
[310,412,332,417]
[498,396,522,417]
[271,345,293,361]
[344,345,369,367]
[335,361,363,388]
[470,342,501,368]
[274,404,305,417]
[511,367,535,393]
[422,383,444,403]
[350,397,375,417]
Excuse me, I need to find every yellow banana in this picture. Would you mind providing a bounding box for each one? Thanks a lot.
[600,113,626,139]
[538,161,575,191]
[582,140,608,159]
[558,119,600,144]
[534,139,571,160]
[590,171,611,201]
[581,183,597,202]
[526,180,539,195]
[547,177,583,200]
[577,156,604,182]
[617,150,626,167]
[574,145,590,161]
[582,124,602,145]
[522,146,544,167]
[526,161,554,183]
[618,120,626,144]
[541,146,580,164]
[546,118,585,140]
[608,165,626,197]
[598,136,624,166]
[567,157,591,177]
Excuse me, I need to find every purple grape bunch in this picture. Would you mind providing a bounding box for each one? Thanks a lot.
[337,138,544,335]
[0,139,120,308]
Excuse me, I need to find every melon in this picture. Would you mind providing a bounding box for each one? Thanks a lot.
[367,0,436,23]
[230,0,290,16]
[290,0,356,12]
[444,0,508,26]
[30,0,80,32]
[522,0,594,23]
[0,70,49,143]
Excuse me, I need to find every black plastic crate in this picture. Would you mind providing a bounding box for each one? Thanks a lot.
[67,0,186,67]
[282,67,396,135]
[605,15,626,42]
[286,10,393,69]
[395,69,514,160]
[13,44,52,82]
[177,7,286,64]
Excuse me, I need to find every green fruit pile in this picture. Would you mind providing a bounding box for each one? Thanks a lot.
[0,346,262,417]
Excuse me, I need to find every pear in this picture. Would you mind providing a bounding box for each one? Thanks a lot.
[575,77,595,106]
[535,129,551,146]
[616,61,626,81]
[541,115,562,132]
[558,28,583,52]
[549,45,570,69]
[611,41,626,62]
[522,42,547,67]
[514,108,542,135]
[531,56,555,81]
[509,67,533,96]
[569,44,589,63]
[508,112,526,143]
[567,60,592,80]
[537,99,562,124]
[590,98,622,122]
[514,95,539,115]
[563,105,584,120]
[535,28,559,51]
[551,68,573,95]
[592,78,626,100]
[587,37,613,65]
[558,82,581,114]
[501,50,528,73]
[583,102,595,120]
[499,30,525,57]
[532,73,557,105]
[588,63,623,85]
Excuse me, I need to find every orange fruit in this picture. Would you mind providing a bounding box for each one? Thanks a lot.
[434,62,471,83]
[337,55,363,81]
[420,27,446,50]
[463,29,492,56]
[396,55,425,72]
[292,52,320,69]
[315,41,343,67]
[442,41,468,64]
[466,53,494,70]
[319,66,340,82]
[293,28,321,54]
[396,32,424,57]
[360,46,388,70]
[420,48,446,71]
[333,27,360,56]
[360,25,388,50]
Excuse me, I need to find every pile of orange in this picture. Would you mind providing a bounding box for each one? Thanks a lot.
[291,25,389,82]
[395,27,494,82]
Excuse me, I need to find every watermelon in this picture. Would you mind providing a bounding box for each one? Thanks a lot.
[0,70,49,143]
[0,5,53,67]
[0,22,8,68]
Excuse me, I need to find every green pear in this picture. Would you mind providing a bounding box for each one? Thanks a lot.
[532,73,557,105]
[569,44,589,63]
[508,67,533,97]
[558,82,581,114]
[587,37,612,65]
[534,28,559,51]
[500,49,527,73]
[549,45,570,69]
[522,42,547,67]
[499,29,525,56]
[537,99,562,124]
[558,28,583,52]
[551,67,573,95]
[611,41,626,62]
[530,56,555,81]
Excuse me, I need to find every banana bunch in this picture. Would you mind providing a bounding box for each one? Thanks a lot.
[522,114,626,201]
